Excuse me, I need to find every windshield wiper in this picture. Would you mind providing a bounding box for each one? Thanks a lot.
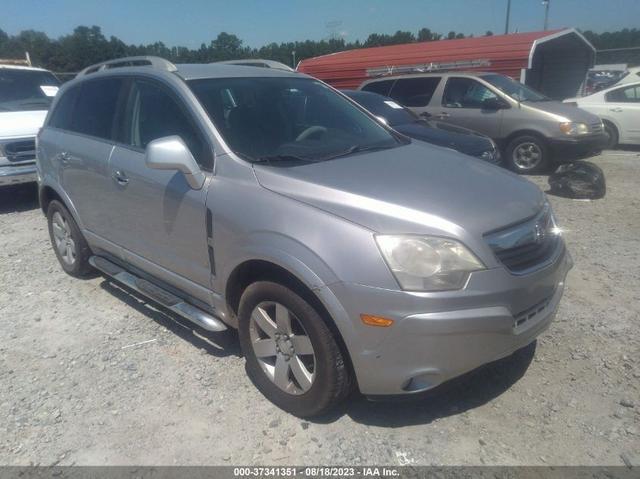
[321,144,394,160]
[253,154,315,164]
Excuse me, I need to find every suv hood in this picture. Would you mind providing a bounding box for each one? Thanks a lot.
[254,142,544,236]
[529,100,600,123]
[0,110,47,139]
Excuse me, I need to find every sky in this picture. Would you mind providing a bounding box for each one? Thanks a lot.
[2,0,639,49]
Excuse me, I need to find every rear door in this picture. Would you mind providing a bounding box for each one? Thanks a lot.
[387,76,442,117]
[106,77,214,298]
[604,84,640,143]
[436,77,503,138]
[42,78,126,241]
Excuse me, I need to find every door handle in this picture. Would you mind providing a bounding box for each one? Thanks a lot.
[59,152,71,166]
[436,112,450,119]
[610,107,623,113]
[112,170,129,186]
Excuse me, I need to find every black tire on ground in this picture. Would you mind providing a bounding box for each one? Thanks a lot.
[238,281,352,417]
[603,121,619,149]
[46,200,94,278]
[505,134,550,174]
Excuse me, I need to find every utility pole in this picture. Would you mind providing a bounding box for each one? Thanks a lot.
[543,0,550,30]
[291,50,296,69]
[504,0,511,35]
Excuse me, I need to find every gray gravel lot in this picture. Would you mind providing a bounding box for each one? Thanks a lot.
[1,152,639,466]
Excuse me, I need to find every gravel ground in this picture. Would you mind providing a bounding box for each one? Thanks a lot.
[0,151,639,466]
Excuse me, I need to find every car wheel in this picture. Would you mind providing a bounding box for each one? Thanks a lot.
[238,281,352,417]
[603,122,618,149]
[505,135,550,174]
[47,200,94,278]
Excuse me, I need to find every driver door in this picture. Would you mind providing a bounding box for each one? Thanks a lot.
[106,78,214,302]
[436,77,504,138]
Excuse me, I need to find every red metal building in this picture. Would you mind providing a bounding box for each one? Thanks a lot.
[298,29,596,99]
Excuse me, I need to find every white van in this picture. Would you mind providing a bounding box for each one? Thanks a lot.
[0,64,60,186]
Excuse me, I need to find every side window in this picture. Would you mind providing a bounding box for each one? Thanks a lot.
[389,77,441,107]
[126,80,212,170]
[71,78,124,140]
[443,77,498,108]
[48,86,80,130]
[361,79,395,97]
[606,85,640,103]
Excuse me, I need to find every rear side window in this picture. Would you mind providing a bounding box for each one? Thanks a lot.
[442,77,498,108]
[48,86,80,130]
[124,79,212,170]
[389,77,441,107]
[606,85,640,103]
[361,79,395,97]
[71,78,124,140]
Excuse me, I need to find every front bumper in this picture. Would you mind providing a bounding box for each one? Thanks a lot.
[328,244,573,396]
[0,163,37,186]
[550,134,608,161]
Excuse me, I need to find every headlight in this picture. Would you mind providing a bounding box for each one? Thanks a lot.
[376,235,485,291]
[559,122,589,136]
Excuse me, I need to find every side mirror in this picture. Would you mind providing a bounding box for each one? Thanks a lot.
[145,136,205,190]
[482,97,509,110]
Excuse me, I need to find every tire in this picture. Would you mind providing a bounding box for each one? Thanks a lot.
[238,281,351,417]
[47,200,94,278]
[603,121,618,149]
[505,135,550,174]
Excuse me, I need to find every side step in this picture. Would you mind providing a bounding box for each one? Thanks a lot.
[89,256,227,332]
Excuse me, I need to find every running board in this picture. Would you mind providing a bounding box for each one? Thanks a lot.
[89,256,227,332]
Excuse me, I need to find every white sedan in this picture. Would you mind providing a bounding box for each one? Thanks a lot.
[565,81,640,148]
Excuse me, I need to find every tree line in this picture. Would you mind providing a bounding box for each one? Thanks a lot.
[0,25,638,74]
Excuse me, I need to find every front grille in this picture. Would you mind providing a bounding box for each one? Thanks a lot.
[485,206,562,274]
[589,121,604,134]
[3,139,36,162]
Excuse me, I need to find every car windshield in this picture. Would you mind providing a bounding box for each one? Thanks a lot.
[481,74,550,102]
[343,92,419,126]
[0,68,60,112]
[188,76,404,163]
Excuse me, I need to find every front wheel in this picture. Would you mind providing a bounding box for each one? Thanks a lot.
[505,135,550,174]
[603,122,618,149]
[238,281,352,417]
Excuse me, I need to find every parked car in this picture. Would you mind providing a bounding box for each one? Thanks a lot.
[360,72,607,173]
[38,56,572,417]
[0,64,59,186]
[564,81,640,148]
[341,90,501,164]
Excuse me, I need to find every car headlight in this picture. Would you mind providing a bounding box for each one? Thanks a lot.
[559,122,589,136]
[376,235,485,291]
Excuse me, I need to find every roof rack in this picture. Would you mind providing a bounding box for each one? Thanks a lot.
[366,59,491,78]
[215,59,295,72]
[78,56,177,77]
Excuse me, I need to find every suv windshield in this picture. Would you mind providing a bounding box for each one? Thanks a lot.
[188,76,403,163]
[481,74,550,102]
[0,68,60,112]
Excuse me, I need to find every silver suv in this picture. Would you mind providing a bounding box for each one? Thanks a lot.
[37,56,573,417]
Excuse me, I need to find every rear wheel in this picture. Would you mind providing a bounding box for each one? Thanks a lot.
[505,135,550,174]
[603,121,618,149]
[238,281,351,417]
[47,200,94,277]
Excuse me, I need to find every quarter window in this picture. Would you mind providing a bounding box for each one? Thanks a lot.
[606,85,640,103]
[71,78,124,140]
[126,80,211,169]
[443,78,498,108]
[48,86,80,130]
[389,77,441,107]
[361,79,395,97]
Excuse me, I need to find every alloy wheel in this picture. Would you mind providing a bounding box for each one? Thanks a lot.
[51,211,76,266]
[513,142,543,171]
[249,301,316,395]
